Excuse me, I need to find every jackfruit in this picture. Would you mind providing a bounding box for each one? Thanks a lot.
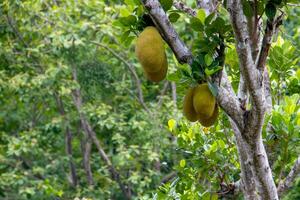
[199,104,219,127]
[183,87,200,122]
[193,83,216,119]
[145,55,168,82]
[135,26,168,74]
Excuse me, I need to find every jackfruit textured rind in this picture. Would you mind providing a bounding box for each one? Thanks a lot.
[135,26,167,73]
[199,104,219,127]
[193,83,216,118]
[183,87,200,122]
[144,55,168,82]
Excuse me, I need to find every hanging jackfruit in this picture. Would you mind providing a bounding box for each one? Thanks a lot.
[198,104,219,127]
[144,55,168,82]
[193,83,216,119]
[183,83,218,127]
[135,26,168,82]
[183,87,200,122]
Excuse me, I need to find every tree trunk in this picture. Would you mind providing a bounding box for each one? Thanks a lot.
[231,120,279,199]
[82,137,94,185]
[65,126,78,187]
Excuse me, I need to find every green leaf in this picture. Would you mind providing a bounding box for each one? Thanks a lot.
[167,70,182,81]
[242,0,253,17]
[208,81,219,97]
[265,3,277,20]
[119,15,137,26]
[204,66,222,76]
[169,12,180,23]
[205,13,215,25]
[120,30,131,42]
[160,0,173,11]
[204,54,213,66]
[197,9,206,24]
[179,159,186,168]
[190,17,204,31]
[211,194,218,200]
[168,119,176,132]
[257,1,265,15]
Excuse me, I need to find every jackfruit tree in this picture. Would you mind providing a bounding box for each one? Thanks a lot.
[125,0,299,199]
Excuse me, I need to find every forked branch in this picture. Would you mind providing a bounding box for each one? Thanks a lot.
[141,0,243,129]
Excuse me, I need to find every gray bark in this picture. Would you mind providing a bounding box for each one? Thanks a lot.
[171,82,177,105]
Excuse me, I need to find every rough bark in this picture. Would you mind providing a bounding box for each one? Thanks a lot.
[227,0,278,198]
[174,1,196,17]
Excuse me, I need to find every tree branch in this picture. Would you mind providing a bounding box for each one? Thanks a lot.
[278,156,300,197]
[91,41,150,113]
[141,0,193,64]
[171,82,177,106]
[173,1,196,17]
[158,81,170,107]
[256,14,284,71]
[227,0,264,116]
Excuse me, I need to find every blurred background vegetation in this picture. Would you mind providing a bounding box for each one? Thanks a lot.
[0,0,299,199]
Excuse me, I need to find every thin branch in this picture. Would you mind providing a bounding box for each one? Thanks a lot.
[91,41,150,113]
[278,156,300,196]
[158,81,170,107]
[173,1,196,17]
[256,14,284,71]
[287,3,300,7]
[171,82,177,106]
[160,171,177,184]
[263,69,272,112]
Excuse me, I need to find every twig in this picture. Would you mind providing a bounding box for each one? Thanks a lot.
[157,81,170,107]
[173,1,196,17]
[256,14,284,71]
[277,156,300,196]
[91,41,150,113]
